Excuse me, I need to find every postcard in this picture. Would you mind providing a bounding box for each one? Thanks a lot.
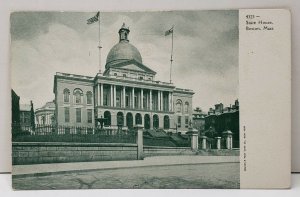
[10,9,291,189]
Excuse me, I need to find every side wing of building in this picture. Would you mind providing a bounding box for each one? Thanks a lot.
[53,73,95,128]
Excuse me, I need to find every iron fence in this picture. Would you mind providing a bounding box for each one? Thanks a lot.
[12,124,136,144]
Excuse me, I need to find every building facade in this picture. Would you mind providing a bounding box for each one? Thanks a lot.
[53,24,194,133]
[192,107,206,134]
[204,100,239,147]
[11,89,20,126]
[19,101,35,130]
[35,101,55,125]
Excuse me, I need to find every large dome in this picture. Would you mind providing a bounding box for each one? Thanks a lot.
[106,41,142,69]
[105,23,143,69]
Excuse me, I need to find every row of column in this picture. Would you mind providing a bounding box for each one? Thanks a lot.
[37,113,53,125]
[96,83,173,112]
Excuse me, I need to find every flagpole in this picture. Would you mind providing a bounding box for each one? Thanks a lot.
[98,12,102,74]
[170,26,174,84]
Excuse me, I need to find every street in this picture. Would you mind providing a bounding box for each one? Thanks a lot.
[13,163,239,189]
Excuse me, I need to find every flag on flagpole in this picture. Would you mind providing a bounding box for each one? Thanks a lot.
[165,26,174,36]
[87,12,100,24]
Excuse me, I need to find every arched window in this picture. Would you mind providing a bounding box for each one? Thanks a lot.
[126,113,133,129]
[86,91,93,105]
[63,89,70,103]
[153,114,159,129]
[117,112,124,126]
[135,113,142,125]
[164,115,170,129]
[73,89,83,104]
[144,114,150,130]
[184,102,189,114]
[176,100,182,113]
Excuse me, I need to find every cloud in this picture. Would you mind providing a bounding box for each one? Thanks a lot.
[11,10,238,111]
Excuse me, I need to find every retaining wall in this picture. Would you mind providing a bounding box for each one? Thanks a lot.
[143,146,196,157]
[12,142,138,165]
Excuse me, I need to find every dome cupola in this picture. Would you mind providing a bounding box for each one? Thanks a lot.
[105,23,142,69]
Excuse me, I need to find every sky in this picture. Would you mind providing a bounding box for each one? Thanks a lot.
[10,10,238,112]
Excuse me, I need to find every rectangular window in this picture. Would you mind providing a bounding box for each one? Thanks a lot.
[134,96,138,108]
[163,96,169,111]
[76,108,81,123]
[185,116,189,128]
[125,95,129,107]
[103,88,109,106]
[87,109,92,123]
[153,94,158,111]
[64,107,70,122]
[87,93,92,105]
[143,95,147,109]
[178,116,181,128]
[116,97,120,107]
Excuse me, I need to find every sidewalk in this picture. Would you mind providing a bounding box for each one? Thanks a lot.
[13,155,239,178]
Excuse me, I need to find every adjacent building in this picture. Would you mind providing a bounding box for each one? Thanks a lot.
[19,100,35,130]
[35,101,55,125]
[192,107,206,134]
[204,100,239,147]
[11,89,20,126]
[53,24,194,133]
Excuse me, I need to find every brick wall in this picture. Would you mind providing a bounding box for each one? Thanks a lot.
[12,142,137,165]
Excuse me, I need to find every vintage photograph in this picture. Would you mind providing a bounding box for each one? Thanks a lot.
[11,10,239,189]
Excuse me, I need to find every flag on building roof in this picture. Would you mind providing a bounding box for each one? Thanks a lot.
[87,12,99,24]
[165,26,174,36]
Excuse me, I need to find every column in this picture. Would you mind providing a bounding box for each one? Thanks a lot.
[158,91,161,111]
[171,92,173,111]
[201,136,207,149]
[111,112,117,128]
[188,127,199,151]
[150,116,153,129]
[223,130,233,150]
[227,135,233,150]
[123,86,126,108]
[100,83,103,106]
[97,84,100,106]
[160,92,164,111]
[141,89,143,109]
[168,92,171,112]
[132,87,135,108]
[150,90,152,110]
[135,124,144,160]
[216,137,221,150]
[113,85,116,107]
[145,91,148,110]
[110,85,113,107]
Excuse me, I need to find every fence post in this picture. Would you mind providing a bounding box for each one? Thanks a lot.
[200,136,207,149]
[134,124,144,160]
[186,127,199,151]
[222,130,233,150]
[216,137,221,150]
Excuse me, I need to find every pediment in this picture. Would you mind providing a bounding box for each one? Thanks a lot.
[121,64,145,72]
[110,59,156,74]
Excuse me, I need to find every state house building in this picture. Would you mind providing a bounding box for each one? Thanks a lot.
[53,24,194,133]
